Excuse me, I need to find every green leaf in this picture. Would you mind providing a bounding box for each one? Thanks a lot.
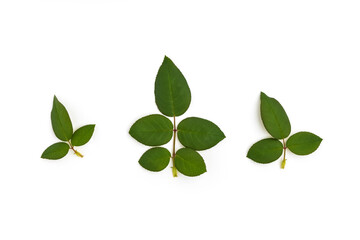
[177,117,225,150]
[155,56,191,117]
[175,148,206,177]
[129,114,173,146]
[71,124,95,146]
[260,92,291,139]
[41,142,70,160]
[286,131,322,155]
[51,96,73,141]
[247,138,283,164]
[139,147,171,172]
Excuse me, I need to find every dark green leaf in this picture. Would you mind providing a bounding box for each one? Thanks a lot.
[41,142,70,160]
[155,56,191,117]
[139,147,171,172]
[51,96,73,141]
[175,148,206,177]
[286,131,322,155]
[247,138,283,164]
[260,92,291,139]
[177,117,225,150]
[71,124,95,146]
[129,114,173,146]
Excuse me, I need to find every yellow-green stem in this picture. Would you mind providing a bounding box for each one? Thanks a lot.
[68,141,83,158]
[281,139,286,169]
[171,116,178,177]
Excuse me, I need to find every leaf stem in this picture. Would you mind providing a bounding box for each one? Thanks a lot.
[68,141,83,158]
[171,116,178,177]
[281,139,286,169]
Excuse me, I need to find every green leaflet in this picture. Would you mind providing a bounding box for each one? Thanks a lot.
[155,56,191,117]
[260,92,291,139]
[139,147,171,172]
[286,132,322,155]
[41,142,70,160]
[51,96,73,141]
[247,138,283,164]
[177,117,225,150]
[42,96,95,160]
[71,124,96,146]
[129,114,173,146]
[175,148,206,177]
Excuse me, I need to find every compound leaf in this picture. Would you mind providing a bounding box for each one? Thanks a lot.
[175,148,206,177]
[71,124,95,146]
[41,142,70,160]
[260,92,291,139]
[51,96,73,141]
[139,147,171,172]
[129,114,173,146]
[155,56,191,117]
[247,138,283,164]
[177,117,225,150]
[286,131,322,155]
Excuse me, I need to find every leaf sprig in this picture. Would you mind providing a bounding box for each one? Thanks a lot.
[247,92,322,168]
[41,96,95,160]
[130,56,225,177]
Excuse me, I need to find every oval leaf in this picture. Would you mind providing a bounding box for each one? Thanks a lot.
[51,96,73,141]
[260,92,291,139]
[155,56,191,117]
[247,138,283,164]
[177,117,225,150]
[175,148,206,177]
[129,114,173,146]
[286,131,322,155]
[139,147,171,172]
[41,142,70,160]
[71,124,95,146]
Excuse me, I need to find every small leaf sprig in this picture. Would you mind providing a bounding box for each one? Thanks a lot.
[41,96,95,160]
[130,56,225,177]
[247,92,322,168]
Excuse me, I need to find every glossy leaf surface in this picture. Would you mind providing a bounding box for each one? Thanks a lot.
[51,96,73,141]
[71,124,95,146]
[260,92,291,139]
[247,138,283,163]
[177,117,225,150]
[155,56,191,117]
[286,131,322,155]
[41,142,70,160]
[139,147,171,172]
[129,114,173,146]
[175,148,206,177]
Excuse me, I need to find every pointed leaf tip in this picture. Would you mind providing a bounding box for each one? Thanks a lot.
[260,92,291,139]
[41,142,70,160]
[71,124,96,146]
[129,114,173,146]
[51,96,73,141]
[247,138,283,164]
[175,148,206,177]
[177,117,225,150]
[138,147,171,172]
[286,132,322,155]
[155,57,191,117]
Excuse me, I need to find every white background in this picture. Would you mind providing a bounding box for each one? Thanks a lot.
[1,0,359,239]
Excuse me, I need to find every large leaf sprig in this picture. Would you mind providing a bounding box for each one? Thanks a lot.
[247,92,322,168]
[130,56,225,177]
[41,96,95,160]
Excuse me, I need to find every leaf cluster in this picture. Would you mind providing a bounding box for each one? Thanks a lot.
[247,92,322,168]
[41,96,95,160]
[130,56,225,177]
